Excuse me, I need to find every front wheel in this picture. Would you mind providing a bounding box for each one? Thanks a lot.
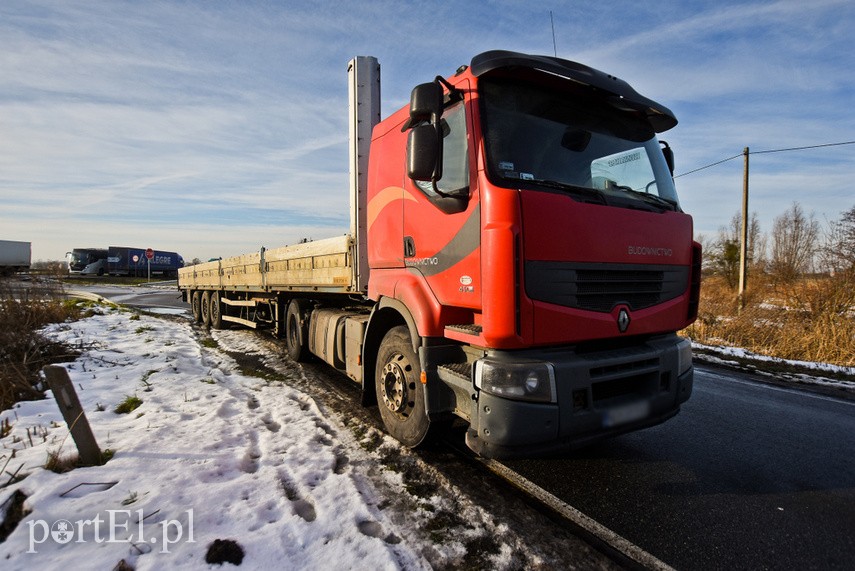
[375,326,430,448]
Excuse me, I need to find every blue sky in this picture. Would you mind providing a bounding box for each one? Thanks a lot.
[2,0,853,262]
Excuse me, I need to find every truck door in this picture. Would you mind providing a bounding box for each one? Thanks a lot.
[403,94,481,312]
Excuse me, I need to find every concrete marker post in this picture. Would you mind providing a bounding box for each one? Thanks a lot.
[43,365,101,466]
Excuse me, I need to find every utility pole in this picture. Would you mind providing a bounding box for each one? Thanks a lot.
[738,147,749,305]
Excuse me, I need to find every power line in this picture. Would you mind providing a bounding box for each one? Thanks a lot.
[674,140,855,179]
[751,140,855,155]
[674,154,742,178]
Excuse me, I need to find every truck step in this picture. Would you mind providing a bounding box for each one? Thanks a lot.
[445,324,483,335]
[444,323,484,345]
[438,362,472,382]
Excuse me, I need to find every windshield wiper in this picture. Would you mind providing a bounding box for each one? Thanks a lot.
[612,185,677,211]
[518,178,610,205]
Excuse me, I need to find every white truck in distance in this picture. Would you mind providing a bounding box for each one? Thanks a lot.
[0,240,31,276]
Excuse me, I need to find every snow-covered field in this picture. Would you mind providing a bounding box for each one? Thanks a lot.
[0,307,611,570]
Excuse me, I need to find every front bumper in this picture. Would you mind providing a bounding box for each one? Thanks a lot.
[464,335,693,458]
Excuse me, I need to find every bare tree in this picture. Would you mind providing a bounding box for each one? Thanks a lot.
[820,205,855,274]
[694,233,714,272]
[769,202,819,282]
[708,211,764,288]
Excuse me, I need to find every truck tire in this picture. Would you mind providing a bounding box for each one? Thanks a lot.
[375,326,430,448]
[209,291,225,330]
[200,291,212,327]
[285,299,311,362]
[191,291,202,323]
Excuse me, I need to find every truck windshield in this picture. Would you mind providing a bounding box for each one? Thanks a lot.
[480,74,679,211]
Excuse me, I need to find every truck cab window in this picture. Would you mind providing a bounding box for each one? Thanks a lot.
[480,75,680,212]
[416,101,469,197]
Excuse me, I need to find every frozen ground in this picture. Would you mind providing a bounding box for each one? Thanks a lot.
[0,307,611,570]
[691,342,855,395]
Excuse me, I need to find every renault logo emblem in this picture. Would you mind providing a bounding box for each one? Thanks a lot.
[617,308,630,333]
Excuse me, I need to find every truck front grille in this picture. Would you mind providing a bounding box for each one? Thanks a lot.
[525,261,689,313]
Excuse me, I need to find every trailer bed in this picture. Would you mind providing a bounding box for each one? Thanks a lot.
[178,235,355,294]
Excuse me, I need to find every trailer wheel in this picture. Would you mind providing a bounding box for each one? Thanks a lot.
[191,291,202,323]
[200,291,212,327]
[285,299,311,362]
[209,291,225,330]
[375,326,430,448]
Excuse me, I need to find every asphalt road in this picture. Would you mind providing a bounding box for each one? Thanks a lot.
[70,283,187,313]
[504,366,855,570]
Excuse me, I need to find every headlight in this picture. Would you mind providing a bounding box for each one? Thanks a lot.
[677,338,693,375]
[475,360,556,403]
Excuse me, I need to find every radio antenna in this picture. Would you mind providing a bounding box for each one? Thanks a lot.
[550,11,557,56]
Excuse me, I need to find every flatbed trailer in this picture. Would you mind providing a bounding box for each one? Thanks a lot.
[179,235,354,295]
[179,235,359,332]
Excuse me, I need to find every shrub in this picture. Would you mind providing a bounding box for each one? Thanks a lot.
[685,273,855,366]
[0,279,80,411]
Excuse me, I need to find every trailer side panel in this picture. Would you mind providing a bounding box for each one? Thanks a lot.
[178,234,355,295]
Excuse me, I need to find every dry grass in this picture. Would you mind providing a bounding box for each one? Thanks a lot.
[685,272,855,367]
[0,278,81,411]
[44,447,115,473]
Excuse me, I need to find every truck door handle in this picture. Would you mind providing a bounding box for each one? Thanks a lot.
[404,236,416,258]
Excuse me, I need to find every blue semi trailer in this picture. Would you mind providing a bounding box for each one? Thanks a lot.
[107,246,184,277]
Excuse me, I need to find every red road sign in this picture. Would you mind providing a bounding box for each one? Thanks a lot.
[145,248,154,260]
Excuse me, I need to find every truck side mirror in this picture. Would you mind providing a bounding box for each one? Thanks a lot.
[407,124,439,181]
[660,140,675,175]
[407,82,445,183]
[409,82,443,123]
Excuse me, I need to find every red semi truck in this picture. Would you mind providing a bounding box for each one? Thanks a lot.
[178,51,701,458]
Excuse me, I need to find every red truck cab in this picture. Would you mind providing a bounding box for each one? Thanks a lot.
[366,51,700,457]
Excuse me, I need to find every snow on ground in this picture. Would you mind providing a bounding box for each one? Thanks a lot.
[1,308,426,569]
[691,341,855,393]
[0,306,606,570]
[7,294,847,569]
